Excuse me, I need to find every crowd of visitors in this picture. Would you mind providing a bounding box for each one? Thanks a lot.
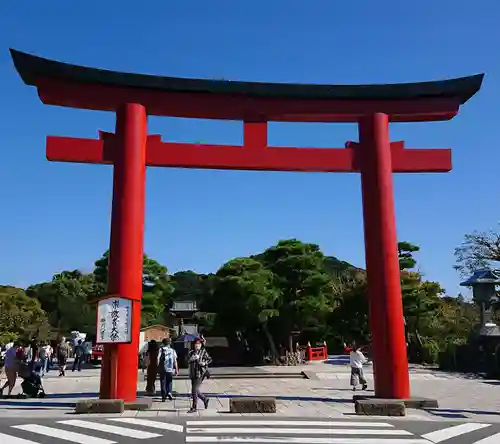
[0,336,88,398]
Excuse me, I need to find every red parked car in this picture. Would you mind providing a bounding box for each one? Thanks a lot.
[90,345,104,364]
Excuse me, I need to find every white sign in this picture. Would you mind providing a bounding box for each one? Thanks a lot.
[96,297,132,344]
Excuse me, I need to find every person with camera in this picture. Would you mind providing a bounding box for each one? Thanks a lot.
[187,338,212,413]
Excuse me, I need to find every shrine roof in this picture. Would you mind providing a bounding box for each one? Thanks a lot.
[10,49,484,104]
[460,269,500,286]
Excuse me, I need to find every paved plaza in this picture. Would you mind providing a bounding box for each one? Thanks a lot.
[1,358,500,442]
[1,357,500,425]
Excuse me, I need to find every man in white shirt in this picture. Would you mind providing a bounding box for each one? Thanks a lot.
[38,343,52,376]
[349,344,368,391]
[157,338,179,402]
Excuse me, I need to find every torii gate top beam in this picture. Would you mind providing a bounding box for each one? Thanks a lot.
[10,49,483,123]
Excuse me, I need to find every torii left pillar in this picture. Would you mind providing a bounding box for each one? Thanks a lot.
[99,103,147,401]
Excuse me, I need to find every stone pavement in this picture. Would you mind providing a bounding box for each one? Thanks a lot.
[1,357,500,424]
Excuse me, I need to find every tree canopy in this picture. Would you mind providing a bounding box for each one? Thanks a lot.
[0,238,482,367]
[454,225,500,276]
[0,286,50,343]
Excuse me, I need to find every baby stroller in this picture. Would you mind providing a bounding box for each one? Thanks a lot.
[19,361,45,398]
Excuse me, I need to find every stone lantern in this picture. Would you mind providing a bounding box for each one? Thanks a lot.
[460,268,500,336]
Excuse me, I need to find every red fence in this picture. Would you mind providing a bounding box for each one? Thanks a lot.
[306,342,328,361]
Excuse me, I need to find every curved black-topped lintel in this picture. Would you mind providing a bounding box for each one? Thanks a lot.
[10,49,484,105]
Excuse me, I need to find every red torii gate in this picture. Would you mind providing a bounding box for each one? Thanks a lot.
[10,49,483,402]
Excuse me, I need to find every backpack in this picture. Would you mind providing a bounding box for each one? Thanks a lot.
[75,345,83,358]
[59,343,68,358]
[198,348,211,380]
[159,346,175,372]
[158,347,166,368]
[15,347,25,360]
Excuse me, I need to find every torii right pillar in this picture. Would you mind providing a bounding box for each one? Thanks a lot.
[359,113,409,399]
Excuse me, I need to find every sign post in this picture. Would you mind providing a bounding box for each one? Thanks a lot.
[96,296,132,399]
[96,297,132,344]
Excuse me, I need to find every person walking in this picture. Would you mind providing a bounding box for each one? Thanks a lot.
[187,338,212,413]
[145,340,159,396]
[56,337,71,377]
[157,338,179,402]
[0,341,21,397]
[38,342,52,376]
[350,344,368,391]
[72,340,85,372]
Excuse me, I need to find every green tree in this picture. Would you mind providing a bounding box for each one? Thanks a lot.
[259,239,334,350]
[93,251,174,327]
[398,241,420,270]
[170,271,214,303]
[328,271,369,348]
[27,270,100,334]
[212,257,280,357]
[397,242,445,362]
[170,271,217,332]
[0,286,50,343]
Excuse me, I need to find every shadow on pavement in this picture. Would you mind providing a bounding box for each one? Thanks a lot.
[0,390,352,407]
[426,408,500,418]
[325,357,350,365]
[311,387,374,392]
[481,380,500,386]
[0,400,75,408]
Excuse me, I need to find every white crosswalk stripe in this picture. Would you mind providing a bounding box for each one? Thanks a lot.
[186,420,395,428]
[187,427,412,436]
[108,417,184,432]
[186,439,429,444]
[12,424,115,444]
[473,432,500,443]
[421,423,492,443]
[3,418,500,444]
[185,420,426,444]
[58,419,162,439]
[0,432,45,444]
[6,418,182,443]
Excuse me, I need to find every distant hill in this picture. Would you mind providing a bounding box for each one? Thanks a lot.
[251,250,362,276]
[323,256,365,278]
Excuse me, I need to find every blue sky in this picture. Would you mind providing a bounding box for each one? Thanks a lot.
[1,1,499,296]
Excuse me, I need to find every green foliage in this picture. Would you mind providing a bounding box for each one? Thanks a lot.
[214,258,279,324]
[93,251,174,327]
[420,338,440,364]
[328,272,369,347]
[258,239,334,337]
[0,286,50,343]
[26,270,100,334]
[398,241,420,270]
[1,237,481,371]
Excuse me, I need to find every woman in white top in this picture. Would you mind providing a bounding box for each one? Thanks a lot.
[349,344,368,391]
[38,343,52,376]
[0,343,20,396]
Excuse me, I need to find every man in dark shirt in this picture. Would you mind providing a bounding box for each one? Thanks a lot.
[72,340,85,372]
[187,338,212,413]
